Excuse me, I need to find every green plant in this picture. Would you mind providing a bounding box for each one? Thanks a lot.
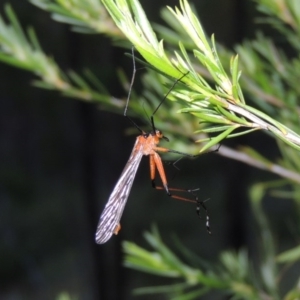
[1,0,300,299]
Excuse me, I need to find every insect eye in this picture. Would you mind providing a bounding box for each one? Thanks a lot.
[155,130,163,137]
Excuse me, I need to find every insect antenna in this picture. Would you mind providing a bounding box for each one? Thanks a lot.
[123,47,144,134]
[150,72,188,133]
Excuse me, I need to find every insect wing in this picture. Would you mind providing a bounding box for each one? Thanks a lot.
[95,141,144,244]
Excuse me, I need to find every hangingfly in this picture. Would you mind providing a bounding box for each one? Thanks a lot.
[95,51,210,244]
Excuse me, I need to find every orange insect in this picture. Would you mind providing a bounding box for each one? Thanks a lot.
[95,54,210,244]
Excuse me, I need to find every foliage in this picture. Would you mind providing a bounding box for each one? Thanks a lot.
[0,0,300,299]
[124,225,270,300]
[122,186,300,299]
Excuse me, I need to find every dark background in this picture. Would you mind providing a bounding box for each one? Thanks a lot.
[0,1,288,299]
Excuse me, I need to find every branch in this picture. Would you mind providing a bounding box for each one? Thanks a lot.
[217,145,300,184]
[101,0,300,152]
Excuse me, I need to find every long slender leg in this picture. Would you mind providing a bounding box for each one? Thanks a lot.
[196,200,211,234]
[149,152,211,233]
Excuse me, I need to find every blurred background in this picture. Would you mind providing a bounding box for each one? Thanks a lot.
[0,0,293,299]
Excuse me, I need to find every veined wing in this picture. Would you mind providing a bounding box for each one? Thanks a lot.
[95,140,144,244]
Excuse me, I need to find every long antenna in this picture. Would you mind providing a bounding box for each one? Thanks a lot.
[150,72,188,132]
[124,47,144,134]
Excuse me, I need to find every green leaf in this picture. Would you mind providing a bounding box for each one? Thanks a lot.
[198,125,238,152]
[277,245,300,263]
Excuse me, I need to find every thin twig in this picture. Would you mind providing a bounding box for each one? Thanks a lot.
[217,145,300,184]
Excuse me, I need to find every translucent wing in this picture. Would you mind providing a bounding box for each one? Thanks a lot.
[95,139,144,244]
